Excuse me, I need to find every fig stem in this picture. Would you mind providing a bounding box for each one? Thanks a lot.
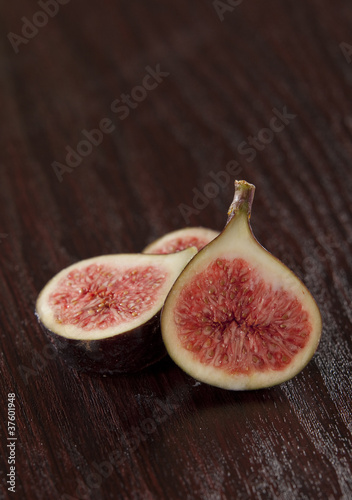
[226,180,255,224]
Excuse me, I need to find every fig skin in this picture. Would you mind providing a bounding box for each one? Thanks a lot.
[161,181,323,391]
[35,250,197,374]
[143,227,219,254]
[39,313,165,374]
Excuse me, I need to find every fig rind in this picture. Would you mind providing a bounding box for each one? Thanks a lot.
[39,313,165,374]
[143,227,219,254]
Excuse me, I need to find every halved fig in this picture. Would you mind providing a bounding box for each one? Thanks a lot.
[143,227,219,254]
[36,249,197,374]
[161,181,322,390]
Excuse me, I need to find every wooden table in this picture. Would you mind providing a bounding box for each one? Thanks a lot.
[1,1,352,498]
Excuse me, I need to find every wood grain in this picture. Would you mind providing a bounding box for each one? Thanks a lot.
[0,0,352,498]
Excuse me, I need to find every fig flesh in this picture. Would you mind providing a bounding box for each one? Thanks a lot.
[143,227,219,254]
[161,181,322,390]
[36,249,197,373]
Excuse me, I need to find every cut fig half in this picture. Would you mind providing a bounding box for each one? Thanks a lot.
[161,181,322,390]
[143,227,219,254]
[36,248,197,374]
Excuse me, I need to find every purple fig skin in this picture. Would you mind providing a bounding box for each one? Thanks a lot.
[37,313,166,374]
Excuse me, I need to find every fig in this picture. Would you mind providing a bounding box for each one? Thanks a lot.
[143,227,219,254]
[161,181,322,390]
[35,249,197,374]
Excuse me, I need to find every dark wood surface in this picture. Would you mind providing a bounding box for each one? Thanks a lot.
[1,1,352,499]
